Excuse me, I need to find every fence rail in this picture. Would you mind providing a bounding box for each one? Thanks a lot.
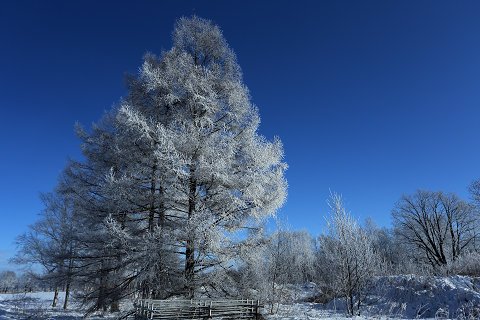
[134,299,263,319]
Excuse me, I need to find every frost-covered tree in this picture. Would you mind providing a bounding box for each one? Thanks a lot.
[118,16,286,299]
[14,190,79,308]
[363,218,418,275]
[319,193,378,316]
[450,251,480,276]
[237,228,315,314]
[470,179,480,208]
[121,16,287,298]
[392,190,478,272]
[0,271,17,293]
[268,230,315,285]
[56,15,287,311]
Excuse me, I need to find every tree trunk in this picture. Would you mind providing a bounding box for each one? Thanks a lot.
[97,261,108,312]
[356,293,362,315]
[63,282,70,310]
[185,239,195,298]
[52,287,59,307]
[148,161,157,232]
[63,249,75,310]
[185,166,196,298]
[110,301,120,312]
[158,186,165,228]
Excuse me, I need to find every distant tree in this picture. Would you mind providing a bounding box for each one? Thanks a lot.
[450,251,480,276]
[392,190,478,272]
[469,179,480,251]
[16,272,38,293]
[273,230,315,284]
[470,179,480,207]
[0,271,17,293]
[363,218,421,275]
[14,190,79,308]
[238,228,315,314]
[319,193,378,316]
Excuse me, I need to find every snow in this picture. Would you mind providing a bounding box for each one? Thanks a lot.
[357,275,480,318]
[0,291,119,319]
[1,275,479,319]
[267,275,480,320]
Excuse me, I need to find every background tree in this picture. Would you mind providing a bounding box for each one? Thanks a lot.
[392,190,478,273]
[363,218,423,275]
[319,193,378,316]
[14,190,79,308]
[237,228,315,314]
[0,271,18,293]
[469,179,480,207]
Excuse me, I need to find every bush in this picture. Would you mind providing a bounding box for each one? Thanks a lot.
[451,252,480,277]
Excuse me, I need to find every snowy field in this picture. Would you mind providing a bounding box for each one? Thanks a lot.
[0,291,119,320]
[0,293,359,320]
[0,276,479,319]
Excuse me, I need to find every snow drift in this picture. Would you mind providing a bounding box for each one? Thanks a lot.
[322,275,480,318]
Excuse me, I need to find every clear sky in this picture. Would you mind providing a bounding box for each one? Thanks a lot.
[1,1,479,271]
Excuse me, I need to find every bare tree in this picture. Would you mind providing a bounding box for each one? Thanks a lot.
[469,179,480,207]
[13,191,79,308]
[392,190,478,272]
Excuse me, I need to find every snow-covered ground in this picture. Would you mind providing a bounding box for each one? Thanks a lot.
[1,276,479,319]
[265,275,480,320]
[0,291,120,319]
[358,275,480,319]
[264,303,369,320]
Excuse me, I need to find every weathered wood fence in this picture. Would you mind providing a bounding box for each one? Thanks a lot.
[134,299,263,319]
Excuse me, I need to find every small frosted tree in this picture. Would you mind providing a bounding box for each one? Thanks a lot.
[237,228,315,314]
[320,193,378,316]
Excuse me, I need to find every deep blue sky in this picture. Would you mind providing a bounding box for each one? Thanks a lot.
[1,1,480,271]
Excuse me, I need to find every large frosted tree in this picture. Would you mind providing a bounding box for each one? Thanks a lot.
[62,15,287,308]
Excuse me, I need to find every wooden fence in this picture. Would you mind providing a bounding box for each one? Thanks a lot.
[134,299,263,319]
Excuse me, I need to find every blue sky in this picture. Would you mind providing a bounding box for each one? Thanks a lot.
[1,1,479,271]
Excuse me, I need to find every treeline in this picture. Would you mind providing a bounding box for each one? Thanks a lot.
[239,188,480,316]
[13,185,480,315]
[0,271,42,293]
